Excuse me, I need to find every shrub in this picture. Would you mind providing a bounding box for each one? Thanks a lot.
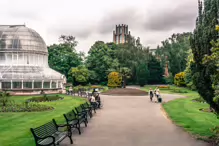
[193,97,206,103]
[107,72,122,88]
[171,89,188,93]
[174,72,186,87]
[0,102,53,112]
[0,91,10,106]
[28,95,63,102]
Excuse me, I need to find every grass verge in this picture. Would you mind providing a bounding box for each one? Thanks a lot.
[143,85,219,141]
[0,94,86,146]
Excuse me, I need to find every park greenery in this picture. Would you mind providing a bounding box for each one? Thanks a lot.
[0,95,86,146]
[46,0,219,118]
[41,0,219,143]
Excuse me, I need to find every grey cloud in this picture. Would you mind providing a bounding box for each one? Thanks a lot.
[97,8,144,34]
[144,1,198,31]
[8,10,41,20]
[47,25,94,39]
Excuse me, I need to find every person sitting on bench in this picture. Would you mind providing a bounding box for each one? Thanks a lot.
[90,95,98,108]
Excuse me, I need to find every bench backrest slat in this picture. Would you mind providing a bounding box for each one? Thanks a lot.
[31,121,57,139]
[64,111,77,122]
[75,106,83,113]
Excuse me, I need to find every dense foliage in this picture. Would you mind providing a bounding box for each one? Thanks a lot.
[203,35,219,108]
[86,41,119,85]
[48,35,83,82]
[69,65,90,85]
[137,62,149,87]
[148,55,164,84]
[107,72,122,88]
[0,92,10,106]
[184,49,196,90]
[155,33,191,77]
[190,0,219,113]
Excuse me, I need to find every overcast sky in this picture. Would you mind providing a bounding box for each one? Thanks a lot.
[0,0,198,53]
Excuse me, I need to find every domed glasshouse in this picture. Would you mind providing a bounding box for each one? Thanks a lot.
[0,25,66,95]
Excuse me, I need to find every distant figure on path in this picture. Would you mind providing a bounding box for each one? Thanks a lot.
[149,88,154,101]
[155,89,162,103]
[155,88,160,98]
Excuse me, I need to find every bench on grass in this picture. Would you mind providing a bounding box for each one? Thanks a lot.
[30,119,73,146]
[63,110,87,135]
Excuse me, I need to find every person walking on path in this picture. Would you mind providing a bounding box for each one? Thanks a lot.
[155,89,162,103]
[149,88,154,101]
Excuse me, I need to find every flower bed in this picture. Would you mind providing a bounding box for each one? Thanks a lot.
[158,85,170,89]
[0,103,54,112]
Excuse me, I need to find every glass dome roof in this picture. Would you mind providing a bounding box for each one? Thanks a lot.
[0,25,65,89]
[0,25,47,53]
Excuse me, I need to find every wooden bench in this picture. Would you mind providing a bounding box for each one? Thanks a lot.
[63,110,87,135]
[30,119,73,146]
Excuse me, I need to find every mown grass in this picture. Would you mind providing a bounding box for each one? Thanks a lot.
[163,96,219,137]
[0,95,86,146]
[141,85,193,94]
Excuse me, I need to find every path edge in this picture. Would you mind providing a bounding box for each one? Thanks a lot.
[160,101,211,144]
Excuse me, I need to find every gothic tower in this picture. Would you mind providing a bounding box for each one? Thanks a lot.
[113,24,130,44]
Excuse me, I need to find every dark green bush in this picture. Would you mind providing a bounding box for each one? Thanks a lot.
[193,97,206,103]
[28,95,63,102]
[171,89,188,93]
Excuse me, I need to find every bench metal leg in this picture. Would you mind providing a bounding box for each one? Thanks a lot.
[77,123,81,135]
[68,131,73,144]
[84,120,87,127]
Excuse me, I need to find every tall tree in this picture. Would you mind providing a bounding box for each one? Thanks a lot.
[190,0,219,112]
[136,62,149,87]
[48,35,83,82]
[148,55,164,84]
[69,65,89,85]
[155,33,191,76]
[86,41,119,84]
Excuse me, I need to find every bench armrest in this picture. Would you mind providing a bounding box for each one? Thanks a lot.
[57,124,71,132]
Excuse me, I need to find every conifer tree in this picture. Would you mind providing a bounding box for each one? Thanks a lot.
[190,0,219,112]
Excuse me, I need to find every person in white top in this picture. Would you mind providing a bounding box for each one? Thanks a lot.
[90,96,96,102]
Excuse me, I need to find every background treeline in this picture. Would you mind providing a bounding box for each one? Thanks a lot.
[48,35,165,87]
[48,0,219,114]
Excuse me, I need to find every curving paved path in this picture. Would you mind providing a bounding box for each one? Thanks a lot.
[63,94,209,146]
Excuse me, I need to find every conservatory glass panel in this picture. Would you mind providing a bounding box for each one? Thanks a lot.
[43,82,50,88]
[52,81,56,88]
[2,82,11,89]
[34,82,41,88]
[23,82,32,88]
[13,82,22,89]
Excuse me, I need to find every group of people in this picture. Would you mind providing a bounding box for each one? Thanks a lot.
[89,88,102,109]
[149,87,162,103]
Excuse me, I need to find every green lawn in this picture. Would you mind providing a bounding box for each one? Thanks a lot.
[143,85,219,138]
[141,85,193,94]
[163,96,219,138]
[0,95,86,146]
